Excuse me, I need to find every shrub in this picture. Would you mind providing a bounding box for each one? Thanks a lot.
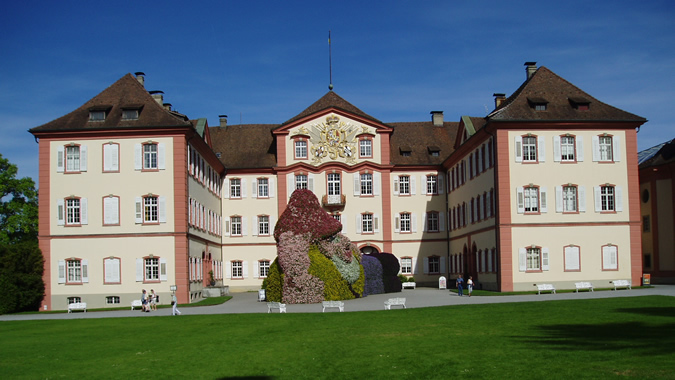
[274,189,342,243]
[398,274,408,283]
[370,252,402,293]
[0,242,44,313]
[361,254,384,296]
[308,246,354,301]
[261,258,284,302]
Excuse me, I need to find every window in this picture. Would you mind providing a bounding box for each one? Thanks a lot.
[122,108,139,120]
[57,197,89,226]
[143,143,158,170]
[295,140,307,159]
[257,178,269,198]
[401,257,412,275]
[527,247,541,271]
[563,186,577,212]
[104,257,121,284]
[144,197,159,223]
[399,213,411,233]
[67,259,83,283]
[295,174,308,190]
[327,173,340,195]
[560,136,575,161]
[259,260,270,278]
[103,143,119,172]
[599,136,613,161]
[399,175,410,195]
[426,212,439,232]
[66,198,81,225]
[362,213,373,233]
[103,196,120,225]
[231,216,242,236]
[600,186,615,212]
[524,187,539,213]
[360,173,373,195]
[230,178,241,198]
[522,136,537,162]
[426,175,438,195]
[232,261,243,278]
[602,245,618,270]
[360,139,372,157]
[258,215,270,236]
[68,297,82,304]
[643,216,650,232]
[564,246,580,271]
[427,256,440,274]
[145,258,160,281]
[106,296,121,304]
[66,145,81,172]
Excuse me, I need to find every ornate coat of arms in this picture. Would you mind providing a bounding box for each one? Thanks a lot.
[305,115,360,165]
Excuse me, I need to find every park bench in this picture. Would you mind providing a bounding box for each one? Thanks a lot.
[267,302,286,313]
[384,297,406,310]
[131,300,143,310]
[402,282,416,290]
[67,302,87,313]
[611,280,632,291]
[322,301,344,312]
[534,284,556,295]
[574,282,594,292]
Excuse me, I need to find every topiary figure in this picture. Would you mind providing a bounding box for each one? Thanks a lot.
[274,189,342,243]
[361,254,384,296]
[370,252,402,293]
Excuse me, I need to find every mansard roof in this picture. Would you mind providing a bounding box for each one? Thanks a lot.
[487,66,646,123]
[388,121,459,166]
[280,91,381,127]
[29,73,192,134]
[210,124,279,169]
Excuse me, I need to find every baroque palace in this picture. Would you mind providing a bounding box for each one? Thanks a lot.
[30,62,647,310]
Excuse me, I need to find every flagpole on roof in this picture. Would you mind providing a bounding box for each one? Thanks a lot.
[328,30,333,91]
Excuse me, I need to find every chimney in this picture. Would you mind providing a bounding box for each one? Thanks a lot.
[525,62,537,79]
[163,103,172,111]
[135,72,145,87]
[493,93,506,109]
[149,90,164,106]
[431,111,444,127]
[219,114,228,128]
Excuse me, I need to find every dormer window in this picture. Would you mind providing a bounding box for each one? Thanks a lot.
[122,109,139,120]
[400,146,412,157]
[527,97,548,111]
[428,146,441,157]
[88,106,112,121]
[569,97,590,111]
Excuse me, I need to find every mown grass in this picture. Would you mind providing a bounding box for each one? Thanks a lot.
[1,296,673,379]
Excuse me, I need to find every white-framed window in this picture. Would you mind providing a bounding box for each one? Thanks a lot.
[360,139,372,157]
[399,175,410,195]
[522,136,537,162]
[58,259,88,284]
[259,260,270,278]
[104,257,121,284]
[527,247,541,271]
[426,212,439,232]
[426,175,438,195]
[66,146,81,173]
[230,178,241,198]
[560,136,576,161]
[563,186,577,212]
[592,134,621,162]
[564,245,581,271]
[401,257,412,275]
[360,173,373,196]
[257,178,269,198]
[144,196,159,223]
[231,216,242,236]
[361,213,373,234]
[600,186,615,212]
[328,173,340,195]
[258,215,270,236]
[66,198,81,225]
[524,187,539,213]
[106,296,121,304]
[232,261,243,278]
[67,297,82,304]
[57,197,88,226]
[122,108,139,120]
[517,186,547,214]
[145,257,160,281]
[598,136,613,161]
[399,213,411,233]
[427,256,440,274]
[602,245,618,270]
[143,143,158,170]
[295,174,308,190]
[89,110,106,121]
[103,143,119,172]
[103,196,120,225]
[518,246,549,272]
[67,259,83,283]
[295,140,307,159]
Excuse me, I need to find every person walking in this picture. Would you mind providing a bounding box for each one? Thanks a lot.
[456,275,464,296]
[172,293,181,316]
[467,276,474,297]
[150,289,158,311]
[141,289,149,312]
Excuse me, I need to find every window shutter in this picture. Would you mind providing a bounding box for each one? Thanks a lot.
[594,186,601,212]
[555,186,563,213]
[394,214,400,233]
[579,186,586,212]
[135,197,143,223]
[134,144,142,170]
[471,155,476,178]
[58,260,66,283]
[57,199,65,226]
[393,178,399,195]
[341,214,346,233]
[516,187,524,213]
[356,214,362,234]
[421,176,427,195]
[80,145,88,171]
[255,262,260,278]
[542,248,549,271]
[224,219,230,237]
[287,175,294,198]
[252,180,258,198]
[440,256,446,273]
[223,179,230,199]
[253,216,259,236]
[412,213,418,233]
[80,198,88,224]
[269,215,275,234]
[565,246,580,271]
[540,187,547,213]
[81,259,89,282]
[519,248,527,272]
[159,196,167,223]
[423,212,428,232]
[308,173,314,192]
[613,135,621,162]
[423,257,429,274]
[592,136,600,162]
[158,143,166,170]
[57,146,65,172]
[225,261,231,279]
[374,214,380,233]
[160,258,167,281]
[477,150,483,173]
[269,178,275,198]
[616,186,623,212]
[515,136,523,162]
[136,258,144,281]
[537,136,545,162]
[241,178,247,198]
[439,212,445,231]
[374,172,381,196]
[553,136,561,162]
[577,136,584,162]
[412,257,418,274]
[438,174,444,194]
[243,261,249,278]
[353,173,360,196]
[242,216,248,236]
[410,176,416,195]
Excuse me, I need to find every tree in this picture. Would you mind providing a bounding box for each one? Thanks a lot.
[0,153,38,245]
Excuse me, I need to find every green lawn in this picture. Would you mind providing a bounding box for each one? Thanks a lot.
[1,296,674,379]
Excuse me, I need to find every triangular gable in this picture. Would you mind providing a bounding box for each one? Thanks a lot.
[454,115,475,149]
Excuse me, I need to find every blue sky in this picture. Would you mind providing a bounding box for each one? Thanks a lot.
[1,1,673,185]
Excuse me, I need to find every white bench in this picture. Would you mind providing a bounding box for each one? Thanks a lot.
[267,302,286,313]
[611,280,632,290]
[534,284,556,294]
[384,297,406,310]
[67,302,87,313]
[322,301,344,312]
[402,282,416,290]
[131,300,143,310]
[575,282,594,292]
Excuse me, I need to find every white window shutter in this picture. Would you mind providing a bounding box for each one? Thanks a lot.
[255,262,260,278]
[160,258,167,281]
[158,143,166,170]
[223,179,230,199]
[438,174,444,194]
[57,199,65,226]
[439,212,445,231]
[423,212,428,232]
[270,215,275,233]
[553,135,561,162]
[421,176,427,195]
[269,178,275,198]
[440,256,446,273]
[374,172,381,196]
[540,187,548,213]
[80,198,88,225]
[58,260,66,283]
[80,259,89,283]
[394,214,400,233]
[537,136,545,162]
[577,136,584,162]
[579,186,586,212]
[515,136,523,163]
[252,180,258,198]
[225,261,231,279]
[412,257,418,274]
[542,248,550,271]
[393,178,399,195]
[410,176,416,195]
[308,173,314,192]
[134,144,142,170]
[592,136,600,162]
[159,196,167,223]
[516,187,524,214]
[136,258,144,281]
[423,257,429,274]
[356,214,362,234]
[224,219,230,237]
[253,216,259,236]
[519,248,527,272]
[353,173,360,196]
[594,186,601,212]
[477,150,483,173]
[57,146,64,172]
[613,135,621,162]
[241,178,247,198]
[135,197,143,224]
[287,175,294,198]
[555,186,563,213]
[242,216,248,236]
[616,186,623,212]
[412,213,418,233]
[243,261,249,278]
[80,145,88,171]
[471,155,476,178]
[374,214,380,233]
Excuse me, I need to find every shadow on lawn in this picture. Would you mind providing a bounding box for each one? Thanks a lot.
[615,307,675,318]
[521,321,675,354]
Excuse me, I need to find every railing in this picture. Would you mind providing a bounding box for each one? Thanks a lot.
[322,194,346,208]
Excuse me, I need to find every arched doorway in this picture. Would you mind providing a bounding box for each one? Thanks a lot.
[360,245,380,255]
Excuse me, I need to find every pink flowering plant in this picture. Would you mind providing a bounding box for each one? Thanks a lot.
[273,189,342,243]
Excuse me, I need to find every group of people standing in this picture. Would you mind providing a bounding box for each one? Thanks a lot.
[454,275,474,296]
[140,289,181,315]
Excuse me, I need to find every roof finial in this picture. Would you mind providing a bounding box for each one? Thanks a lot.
[328,30,333,91]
